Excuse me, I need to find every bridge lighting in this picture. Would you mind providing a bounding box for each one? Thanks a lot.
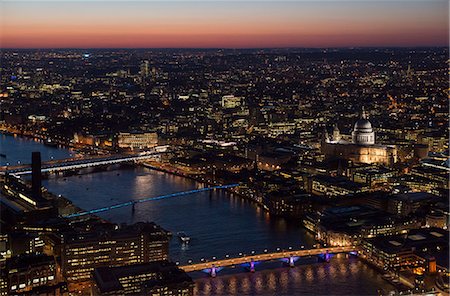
[301,245,305,249]
[175,262,179,265]
[225,254,229,258]
[188,260,192,264]
[276,248,280,251]
[212,256,216,260]
[264,249,268,253]
[201,258,205,262]
[288,247,293,250]
[251,251,255,254]
[239,253,243,256]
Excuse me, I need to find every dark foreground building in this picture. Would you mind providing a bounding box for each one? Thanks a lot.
[93,260,193,295]
[2,253,58,295]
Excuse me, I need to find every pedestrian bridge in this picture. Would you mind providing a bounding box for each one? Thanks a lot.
[1,152,163,176]
[64,183,240,218]
[179,246,357,276]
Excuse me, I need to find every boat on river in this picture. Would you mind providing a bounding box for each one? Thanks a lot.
[177,232,190,243]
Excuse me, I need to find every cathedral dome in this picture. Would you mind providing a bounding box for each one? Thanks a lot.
[352,107,375,145]
[354,119,373,131]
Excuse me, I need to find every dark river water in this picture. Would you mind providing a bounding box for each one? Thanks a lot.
[1,133,395,295]
[0,133,74,166]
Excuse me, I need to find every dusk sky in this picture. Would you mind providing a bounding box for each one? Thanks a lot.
[1,1,448,48]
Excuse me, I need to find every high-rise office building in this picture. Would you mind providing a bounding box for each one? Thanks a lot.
[140,60,150,78]
[60,222,169,283]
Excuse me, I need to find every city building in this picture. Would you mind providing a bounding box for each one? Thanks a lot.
[117,132,158,150]
[59,222,168,283]
[310,175,368,197]
[361,228,448,272]
[221,95,242,109]
[4,253,57,294]
[349,165,396,188]
[92,261,193,295]
[386,192,438,217]
[425,211,448,229]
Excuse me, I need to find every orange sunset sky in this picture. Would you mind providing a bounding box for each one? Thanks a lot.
[1,1,448,48]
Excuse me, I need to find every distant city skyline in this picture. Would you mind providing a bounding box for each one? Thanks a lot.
[1,0,448,48]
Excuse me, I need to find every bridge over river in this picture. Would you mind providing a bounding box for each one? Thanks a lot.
[179,246,357,276]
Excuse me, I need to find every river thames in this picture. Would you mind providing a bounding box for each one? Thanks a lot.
[1,133,395,295]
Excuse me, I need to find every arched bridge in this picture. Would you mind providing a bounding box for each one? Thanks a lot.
[2,152,164,176]
[64,183,240,218]
[179,246,357,277]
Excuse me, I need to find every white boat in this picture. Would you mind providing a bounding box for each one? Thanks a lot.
[177,232,190,243]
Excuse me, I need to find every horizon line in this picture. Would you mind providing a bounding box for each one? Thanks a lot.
[1,45,448,50]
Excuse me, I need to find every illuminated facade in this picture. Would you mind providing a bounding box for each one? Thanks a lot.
[425,212,448,229]
[0,272,7,296]
[61,222,168,283]
[350,165,396,187]
[322,108,398,166]
[221,95,242,109]
[310,175,368,197]
[360,228,448,271]
[117,132,158,150]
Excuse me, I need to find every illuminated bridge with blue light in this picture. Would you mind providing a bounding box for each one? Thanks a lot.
[63,183,240,218]
[179,246,357,277]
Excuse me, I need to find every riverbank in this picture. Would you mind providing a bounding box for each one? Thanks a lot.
[0,126,74,149]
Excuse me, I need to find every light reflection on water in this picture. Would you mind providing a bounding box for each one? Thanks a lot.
[193,255,394,296]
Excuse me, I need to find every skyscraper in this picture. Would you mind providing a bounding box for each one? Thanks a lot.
[140,60,150,78]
